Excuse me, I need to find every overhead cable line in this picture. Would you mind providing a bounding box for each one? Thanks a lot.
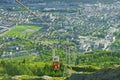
[15,0,44,22]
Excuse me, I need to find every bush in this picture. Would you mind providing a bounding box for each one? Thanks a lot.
[72,65,100,72]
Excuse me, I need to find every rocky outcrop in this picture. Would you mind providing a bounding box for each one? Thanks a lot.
[39,76,53,80]
[67,73,87,80]
[67,66,120,80]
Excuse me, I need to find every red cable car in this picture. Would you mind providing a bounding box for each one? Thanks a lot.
[53,56,60,71]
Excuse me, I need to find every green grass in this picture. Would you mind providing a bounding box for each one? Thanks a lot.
[78,51,120,68]
[5,25,41,37]
[113,39,120,47]
[71,65,100,72]
[0,38,3,43]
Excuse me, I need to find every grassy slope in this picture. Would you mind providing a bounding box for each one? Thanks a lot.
[0,50,120,79]
[0,55,64,79]
[78,51,120,68]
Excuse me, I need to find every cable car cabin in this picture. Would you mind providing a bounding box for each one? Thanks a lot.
[53,56,60,71]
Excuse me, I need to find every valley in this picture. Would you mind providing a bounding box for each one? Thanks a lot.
[0,0,120,80]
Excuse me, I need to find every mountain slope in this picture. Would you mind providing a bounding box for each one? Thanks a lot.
[68,65,120,80]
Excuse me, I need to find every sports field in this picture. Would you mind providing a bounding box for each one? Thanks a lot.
[5,25,41,37]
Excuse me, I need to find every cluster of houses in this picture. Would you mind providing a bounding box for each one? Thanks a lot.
[0,1,120,58]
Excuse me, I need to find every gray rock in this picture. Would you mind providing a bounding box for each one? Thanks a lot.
[39,75,53,80]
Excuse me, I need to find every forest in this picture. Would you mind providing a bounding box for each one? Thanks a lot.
[0,50,120,79]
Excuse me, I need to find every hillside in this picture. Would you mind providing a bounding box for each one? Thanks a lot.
[77,51,120,68]
[0,50,120,79]
[68,65,120,80]
[0,0,120,79]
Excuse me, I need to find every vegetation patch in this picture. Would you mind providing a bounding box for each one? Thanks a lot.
[71,65,100,72]
[78,51,120,68]
[0,58,64,79]
[113,39,120,47]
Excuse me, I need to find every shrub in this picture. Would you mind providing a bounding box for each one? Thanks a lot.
[71,65,100,72]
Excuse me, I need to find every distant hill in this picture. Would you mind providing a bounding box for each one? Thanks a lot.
[0,0,119,4]
[49,0,118,3]
[24,0,118,4]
